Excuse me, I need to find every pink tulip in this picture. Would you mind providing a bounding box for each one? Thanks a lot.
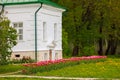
[23,56,107,67]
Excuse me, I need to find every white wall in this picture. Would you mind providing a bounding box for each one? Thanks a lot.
[5,4,64,52]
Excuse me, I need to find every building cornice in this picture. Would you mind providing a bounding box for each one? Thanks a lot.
[0,0,66,10]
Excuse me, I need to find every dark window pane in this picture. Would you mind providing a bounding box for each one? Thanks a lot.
[13,23,17,28]
[19,23,23,27]
[19,35,23,40]
[19,29,23,34]
[15,54,20,57]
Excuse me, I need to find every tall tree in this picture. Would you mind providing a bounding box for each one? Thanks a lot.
[57,0,97,56]
[94,0,109,55]
[105,0,120,55]
[52,0,120,56]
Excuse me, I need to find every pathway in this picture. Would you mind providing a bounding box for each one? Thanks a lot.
[0,75,102,80]
[0,75,119,80]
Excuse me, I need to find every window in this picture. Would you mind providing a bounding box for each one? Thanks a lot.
[55,53,58,60]
[15,54,20,58]
[54,23,57,41]
[43,22,47,41]
[44,53,48,61]
[13,22,23,40]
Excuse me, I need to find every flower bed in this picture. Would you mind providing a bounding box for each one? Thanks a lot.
[22,56,107,74]
[23,56,107,67]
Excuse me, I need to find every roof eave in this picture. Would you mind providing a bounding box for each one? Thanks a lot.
[0,1,66,10]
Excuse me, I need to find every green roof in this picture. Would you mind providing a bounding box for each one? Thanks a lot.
[0,0,65,9]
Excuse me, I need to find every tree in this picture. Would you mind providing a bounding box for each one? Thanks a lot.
[105,0,120,55]
[0,6,17,65]
[59,0,97,56]
[53,0,120,56]
[93,0,109,55]
[53,0,97,56]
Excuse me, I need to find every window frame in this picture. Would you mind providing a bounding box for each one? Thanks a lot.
[13,22,23,41]
[54,23,57,41]
[43,22,47,41]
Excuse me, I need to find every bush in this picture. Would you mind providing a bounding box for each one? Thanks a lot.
[10,56,35,64]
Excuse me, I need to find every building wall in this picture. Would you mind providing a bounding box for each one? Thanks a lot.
[11,50,62,61]
[5,4,64,61]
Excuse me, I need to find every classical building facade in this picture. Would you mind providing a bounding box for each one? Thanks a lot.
[0,0,65,61]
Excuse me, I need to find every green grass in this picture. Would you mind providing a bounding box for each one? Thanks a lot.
[0,64,24,74]
[36,58,120,78]
[0,57,120,79]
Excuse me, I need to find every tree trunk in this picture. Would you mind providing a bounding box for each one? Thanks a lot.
[98,38,103,55]
[98,12,104,55]
[110,39,118,55]
[72,45,79,56]
[72,2,80,57]
[105,37,118,55]
[105,40,111,55]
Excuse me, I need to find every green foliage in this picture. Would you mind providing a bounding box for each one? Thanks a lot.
[0,13,17,65]
[62,29,72,57]
[53,0,100,56]
[80,46,96,56]
[53,0,120,56]
[10,57,35,64]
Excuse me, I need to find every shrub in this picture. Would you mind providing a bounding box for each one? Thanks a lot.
[10,56,35,64]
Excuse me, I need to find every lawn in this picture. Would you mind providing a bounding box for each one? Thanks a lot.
[0,64,24,74]
[36,58,120,79]
[0,56,120,79]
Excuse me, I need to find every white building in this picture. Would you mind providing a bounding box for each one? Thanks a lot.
[0,0,65,61]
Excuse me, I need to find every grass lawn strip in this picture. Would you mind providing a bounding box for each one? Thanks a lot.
[0,64,24,74]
